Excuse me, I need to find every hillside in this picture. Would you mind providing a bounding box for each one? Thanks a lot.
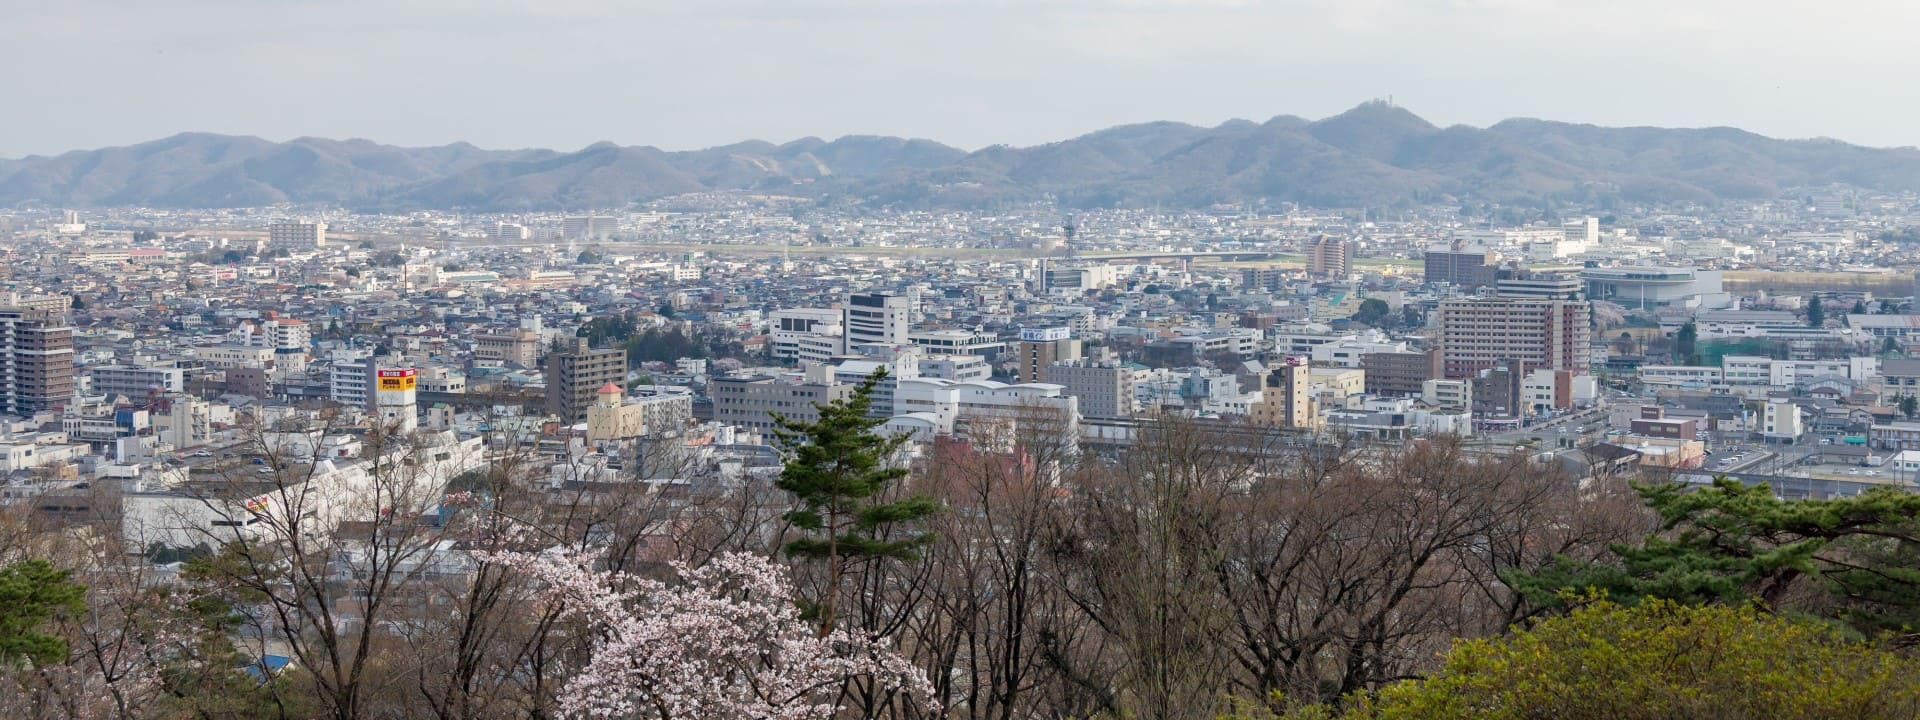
[6,101,1920,210]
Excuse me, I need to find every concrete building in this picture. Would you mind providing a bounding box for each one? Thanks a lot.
[0,308,74,416]
[561,216,617,240]
[1016,327,1081,384]
[1361,349,1443,397]
[1250,360,1317,430]
[1580,266,1727,309]
[1423,246,1495,289]
[771,308,843,362]
[87,365,185,398]
[922,355,992,382]
[585,384,694,441]
[544,339,627,424]
[710,375,853,433]
[474,317,545,368]
[1044,358,1135,419]
[1438,297,1591,379]
[268,221,326,248]
[844,292,911,348]
[1762,400,1804,442]
[1305,236,1353,277]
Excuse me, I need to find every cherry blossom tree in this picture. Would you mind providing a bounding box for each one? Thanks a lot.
[474,539,935,720]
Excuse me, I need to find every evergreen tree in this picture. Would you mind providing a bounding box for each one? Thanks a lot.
[1900,394,1918,419]
[1508,477,1920,635]
[1885,336,1903,355]
[1675,321,1698,360]
[771,367,937,635]
[1807,296,1826,327]
[0,559,86,665]
[1853,299,1869,314]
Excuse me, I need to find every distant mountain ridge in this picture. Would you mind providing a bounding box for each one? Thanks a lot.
[6,102,1920,211]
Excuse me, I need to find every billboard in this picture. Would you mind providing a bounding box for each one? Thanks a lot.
[1020,326,1071,342]
[377,368,417,392]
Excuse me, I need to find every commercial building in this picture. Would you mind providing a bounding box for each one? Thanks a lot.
[1423,246,1495,289]
[1580,266,1727,309]
[1016,327,1081,384]
[1360,349,1442,397]
[710,376,853,433]
[545,339,627,424]
[0,308,74,416]
[1044,358,1135,419]
[1438,297,1591,379]
[844,292,911,348]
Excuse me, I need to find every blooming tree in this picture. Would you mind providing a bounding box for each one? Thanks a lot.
[475,541,935,720]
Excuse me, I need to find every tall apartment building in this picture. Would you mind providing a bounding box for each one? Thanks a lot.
[328,349,373,409]
[268,221,327,248]
[1438,297,1591,379]
[1250,360,1316,430]
[1423,245,1495,289]
[1017,327,1081,384]
[490,222,530,241]
[1305,236,1353,277]
[545,339,628,424]
[844,292,911,348]
[0,309,73,416]
[1044,358,1135,419]
[1242,266,1288,292]
[562,216,618,240]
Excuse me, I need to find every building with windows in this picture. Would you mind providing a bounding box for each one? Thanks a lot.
[0,308,74,416]
[1305,236,1353,277]
[1580,266,1727,309]
[844,292,911,348]
[710,375,852,433]
[1016,327,1080,384]
[1044,358,1135,419]
[86,365,185,398]
[544,339,627,424]
[269,221,326,248]
[1423,246,1495,289]
[1438,297,1591,379]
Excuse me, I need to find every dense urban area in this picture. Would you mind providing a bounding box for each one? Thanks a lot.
[5,188,1920,719]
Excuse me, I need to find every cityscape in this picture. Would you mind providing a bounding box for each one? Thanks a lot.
[7,1,1920,718]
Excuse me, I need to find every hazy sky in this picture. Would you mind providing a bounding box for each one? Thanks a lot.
[5,0,1918,157]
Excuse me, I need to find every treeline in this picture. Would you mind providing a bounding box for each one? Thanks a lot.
[575,314,744,366]
[1,386,1919,718]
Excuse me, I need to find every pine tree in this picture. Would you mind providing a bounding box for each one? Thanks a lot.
[1508,477,1920,635]
[771,367,937,635]
[1807,296,1825,327]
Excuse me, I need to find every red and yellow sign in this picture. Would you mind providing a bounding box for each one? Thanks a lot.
[377,368,417,392]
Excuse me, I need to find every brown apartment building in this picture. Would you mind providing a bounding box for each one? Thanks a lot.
[1438,297,1590,379]
[545,339,627,424]
[0,308,73,415]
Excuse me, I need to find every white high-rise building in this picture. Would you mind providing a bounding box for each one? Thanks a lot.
[329,349,372,408]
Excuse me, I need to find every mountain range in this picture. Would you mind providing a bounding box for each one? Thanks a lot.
[6,102,1920,211]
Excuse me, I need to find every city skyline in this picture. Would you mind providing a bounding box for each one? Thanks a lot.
[5,0,1920,157]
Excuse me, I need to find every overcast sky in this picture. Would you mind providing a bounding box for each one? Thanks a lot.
[4,0,1917,157]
